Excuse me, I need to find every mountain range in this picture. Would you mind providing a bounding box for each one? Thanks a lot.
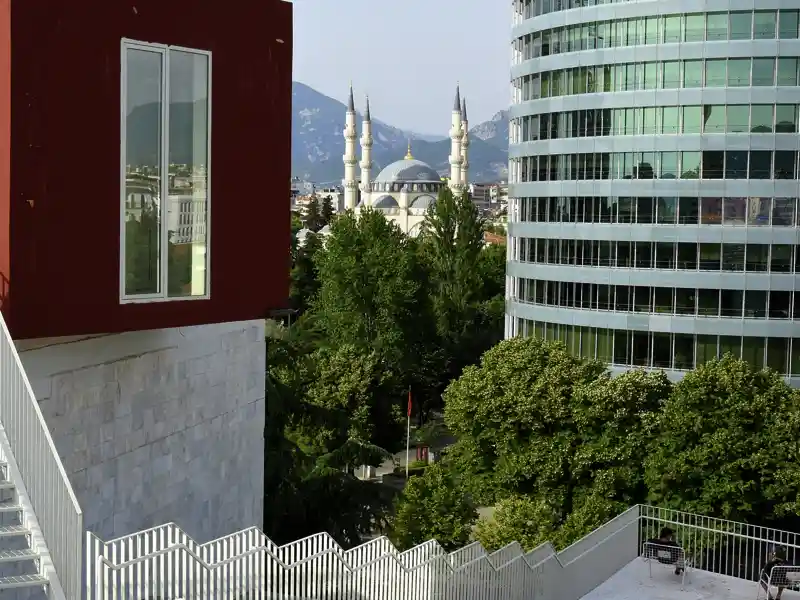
[291,82,509,184]
[125,83,510,184]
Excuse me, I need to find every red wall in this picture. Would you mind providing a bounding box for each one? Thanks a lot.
[0,0,292,339]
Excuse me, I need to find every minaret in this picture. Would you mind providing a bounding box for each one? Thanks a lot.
[448,84,463,194]
[359,95,373,206]
[342,83,359,210]
[460,97,469,189]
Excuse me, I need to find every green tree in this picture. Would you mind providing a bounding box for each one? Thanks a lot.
[304,195,323,231]
[124,206,160,294]
[389,463,477,551]
[297,344,405,454]
[311,209,423,363]
[420,188,485,341]
[474,493,627,552]
[476,242,506,300]
[264,326,396,547]
[321,195,335,226]
[289,232,322,314]
[444,336,668,515]
[474,495,558,552]
[645,355,800,527]
[411,189,506,419]
[444,336,606,504]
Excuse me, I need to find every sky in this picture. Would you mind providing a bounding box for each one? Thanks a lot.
[290,0,510,136]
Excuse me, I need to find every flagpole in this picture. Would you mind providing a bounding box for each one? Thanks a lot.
[406,387,411,479]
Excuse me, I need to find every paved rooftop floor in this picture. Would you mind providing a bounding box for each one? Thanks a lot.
[582,557,794,600]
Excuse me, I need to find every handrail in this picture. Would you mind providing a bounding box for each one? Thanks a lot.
[0,312,83,599]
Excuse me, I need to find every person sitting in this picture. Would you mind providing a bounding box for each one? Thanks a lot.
[646,527,684,575]
[760,546,789,600]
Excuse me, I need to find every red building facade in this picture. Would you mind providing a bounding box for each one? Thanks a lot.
[0,0,292,339]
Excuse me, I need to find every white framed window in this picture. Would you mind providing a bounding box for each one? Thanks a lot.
[120,38,211,303]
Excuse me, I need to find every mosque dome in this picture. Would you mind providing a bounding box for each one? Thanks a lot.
[409,195,436,210]
[372,194,399,209]
[374,158,441,184]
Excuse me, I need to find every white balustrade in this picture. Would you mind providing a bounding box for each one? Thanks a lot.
[0,312,83,599]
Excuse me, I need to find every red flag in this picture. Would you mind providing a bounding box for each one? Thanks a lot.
[407,388,412,417]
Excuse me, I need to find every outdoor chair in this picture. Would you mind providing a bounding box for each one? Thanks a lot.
[642,541,692,589]
[756,564,800,600]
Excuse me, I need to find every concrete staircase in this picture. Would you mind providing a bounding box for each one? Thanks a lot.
[0,457,48,599]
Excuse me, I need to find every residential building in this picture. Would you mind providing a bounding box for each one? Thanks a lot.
[0,0,291,596]
[506,1,800,382]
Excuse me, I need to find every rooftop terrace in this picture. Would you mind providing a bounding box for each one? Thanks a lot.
[583,557,761,600]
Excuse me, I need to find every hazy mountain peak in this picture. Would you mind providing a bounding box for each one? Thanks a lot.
[291,81,508,183]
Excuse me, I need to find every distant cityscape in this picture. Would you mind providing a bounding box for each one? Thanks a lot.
[290,176,509,220]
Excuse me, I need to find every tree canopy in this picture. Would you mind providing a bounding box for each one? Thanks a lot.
[311,208,425,365]
[389,463,477,551]
[645,355,800,527]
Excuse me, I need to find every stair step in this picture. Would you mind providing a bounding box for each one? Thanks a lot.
[0,548,37,563]
[0,573,48,590]
[0,525,27,537]
[0,500,20,513]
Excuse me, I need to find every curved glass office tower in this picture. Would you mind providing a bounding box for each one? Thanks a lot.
[506,0,800,382]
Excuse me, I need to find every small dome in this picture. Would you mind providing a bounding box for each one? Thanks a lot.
[318,224,332,235]
[296,228,311,239]
[372,194,399,209]
[410,194,436,210]
[374,158,441,184]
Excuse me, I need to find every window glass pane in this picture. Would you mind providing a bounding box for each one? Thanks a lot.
[703,105,725,133]
[702,151,724,179]
[727,59,750,86]
[684,13,705,42]
[660,152,678,178]
[779,10,799,39]
[729,11,753,40]
[751,105,774,132]
[167,50,210,297]
[754,11,777,39]
[662,106,679,133]
[706,13,728,40]
[662,61,681,88]
[774,151,796,179]
[681,152,701,178]
[705,59,726,87]
[663,15,682,42]
[124,48,163,297]
[719,338,742,358]
[643,107,657,133]
[726,152,748,179]
[701,199,722,224]
[749,151,772,179]
[726,105,749,132]
[645,17,659,44]
[773,197,797,226]
[776,105,797,133]
[682,106,702,133]
[778,58,798,86]
[753,58,775,86]
[683,60,703,87]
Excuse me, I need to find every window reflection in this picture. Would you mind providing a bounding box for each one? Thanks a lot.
[124,49,163,297]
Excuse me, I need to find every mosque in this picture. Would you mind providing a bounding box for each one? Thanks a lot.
[342,83,470,236]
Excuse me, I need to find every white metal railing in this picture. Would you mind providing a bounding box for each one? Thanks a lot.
[0,312,83,599]
[639,505,800,583]
[84,505,642,599]
[84,504,800,599]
